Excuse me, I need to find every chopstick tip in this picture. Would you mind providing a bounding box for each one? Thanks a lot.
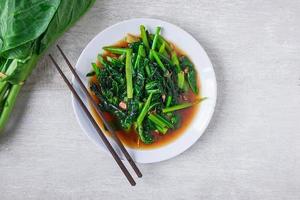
[56,44,62,51]
[131,181,136,186]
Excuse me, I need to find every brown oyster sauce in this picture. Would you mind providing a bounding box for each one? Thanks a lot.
[89,36,201,149]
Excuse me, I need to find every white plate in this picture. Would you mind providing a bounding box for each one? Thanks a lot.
[72,18,217,163]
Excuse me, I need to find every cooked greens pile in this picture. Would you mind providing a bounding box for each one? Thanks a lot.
[0,0,95,131]
[89,25,203,144]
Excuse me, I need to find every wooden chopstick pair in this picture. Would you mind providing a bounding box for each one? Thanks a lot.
[49,45,142,186]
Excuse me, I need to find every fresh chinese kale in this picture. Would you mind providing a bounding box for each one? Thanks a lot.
[0,0,95,131]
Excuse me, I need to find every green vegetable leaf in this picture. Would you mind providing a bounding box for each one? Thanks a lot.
[0,0,60,53]
[181,56,198,94]
[0,0,96,131]
[137,124,154,144]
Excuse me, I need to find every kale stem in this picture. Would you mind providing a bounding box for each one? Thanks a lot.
[138,44,146,57]
[0,81,8,94]
[134,45,145,69]
[140,25,150,49]
[166,95,172,107]
[103,46,128,54]
[91,62,100,77]
[134,55,141,70]
[162,98,207,113]
[151,50,167,72]
[149,27,161,59]
[155,124,168,134]
[125,49,133,99]
[137,92,153,126]
[152,27,161,49]
[171,51,185,89]
[163,102,193,113]
[0,82,9,102]
[171,51,181,72]
[148,113,174,128]
[0,84,22,131]
[178,71,185,89]
[158,35,172,52]
[158,42,166,55]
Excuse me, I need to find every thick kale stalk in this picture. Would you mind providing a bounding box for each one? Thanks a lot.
[125,49,133,99]
[0,0,96,131]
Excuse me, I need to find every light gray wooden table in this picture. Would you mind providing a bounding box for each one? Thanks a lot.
[1,1,300,199]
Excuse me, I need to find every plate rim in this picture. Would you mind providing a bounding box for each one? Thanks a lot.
[71,18,217,163]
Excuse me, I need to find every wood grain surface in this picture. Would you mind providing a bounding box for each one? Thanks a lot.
[0,0,300,199]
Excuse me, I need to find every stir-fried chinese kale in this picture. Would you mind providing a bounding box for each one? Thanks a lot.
[88,25,204,144]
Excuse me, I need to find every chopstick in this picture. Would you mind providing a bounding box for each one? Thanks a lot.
[49,54,136,186]
[56,45,142,178]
